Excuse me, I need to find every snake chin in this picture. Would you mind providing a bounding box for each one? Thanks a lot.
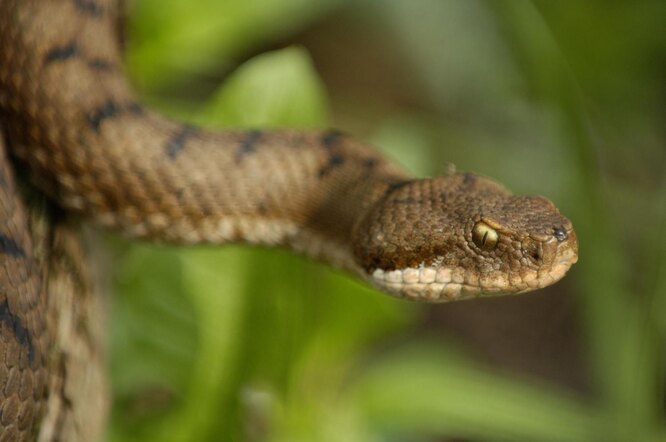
[369,262,572,302]
[369,265,485,302]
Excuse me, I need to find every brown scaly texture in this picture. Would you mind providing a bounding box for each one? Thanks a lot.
[0,135,48,442]
[0,0,578,439]
[0,134,107,441]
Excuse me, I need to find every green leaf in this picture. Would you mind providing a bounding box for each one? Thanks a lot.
[352,344,604,442]
[148,248,252,441]
[197,46,329,127]
[127,0,344,91]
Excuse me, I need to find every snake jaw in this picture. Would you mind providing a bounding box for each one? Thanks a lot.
[368,227,578,302]
[370,265,480,302]
[368,263,525,302]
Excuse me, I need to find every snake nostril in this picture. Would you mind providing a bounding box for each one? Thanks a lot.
[530,248,541,262]
[553,226,567,242]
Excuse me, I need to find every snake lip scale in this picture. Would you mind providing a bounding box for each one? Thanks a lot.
[369,237,578,302]
[0,0,579,439]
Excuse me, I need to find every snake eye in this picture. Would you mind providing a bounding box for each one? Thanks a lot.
[553,226,567,241]
[472,222,498,250]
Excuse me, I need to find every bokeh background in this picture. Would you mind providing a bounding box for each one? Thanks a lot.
[103,0,666,441]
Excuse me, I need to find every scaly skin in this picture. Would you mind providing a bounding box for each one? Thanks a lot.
[0,0,578,439]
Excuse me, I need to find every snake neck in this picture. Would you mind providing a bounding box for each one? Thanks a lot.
[0,0,410,273]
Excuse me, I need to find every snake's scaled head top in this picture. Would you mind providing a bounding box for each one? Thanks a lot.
[353,173,578,302]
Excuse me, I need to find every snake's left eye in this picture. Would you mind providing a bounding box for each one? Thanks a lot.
[472,222,498,250]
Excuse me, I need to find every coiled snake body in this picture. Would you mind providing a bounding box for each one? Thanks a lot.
[0,0,578,439]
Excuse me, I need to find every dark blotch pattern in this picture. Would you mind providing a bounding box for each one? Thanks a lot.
[87,58,114,71]
[43,42,79,65]
[384,179,412,196]
[0,234,25,258]
[321,129,343,148]
[318,129,346,177]
[318,154,344,177]
[165,124,197,159]
[73,0,104,17]
[0,302,35,364]
[87,100,119,131]
[235,130,263,163]
[43,42,115,73]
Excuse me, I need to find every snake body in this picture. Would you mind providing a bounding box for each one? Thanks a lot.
[0,0,578,439]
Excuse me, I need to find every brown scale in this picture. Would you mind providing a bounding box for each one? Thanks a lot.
[0,0,578,439]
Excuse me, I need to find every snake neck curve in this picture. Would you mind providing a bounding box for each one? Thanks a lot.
[0,0,410,274]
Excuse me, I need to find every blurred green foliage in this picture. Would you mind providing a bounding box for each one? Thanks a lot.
[105,1,666,441]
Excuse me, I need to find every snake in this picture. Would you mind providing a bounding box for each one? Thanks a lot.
[0,0,579,440]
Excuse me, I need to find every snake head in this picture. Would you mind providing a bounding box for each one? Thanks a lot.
[352,173,578,302]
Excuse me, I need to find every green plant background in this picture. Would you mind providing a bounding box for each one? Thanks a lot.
[104,0,665,441]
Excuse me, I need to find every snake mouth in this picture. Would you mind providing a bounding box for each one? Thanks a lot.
[366,227,579,302]
[368,242,578,302]
[369,265,498,302]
